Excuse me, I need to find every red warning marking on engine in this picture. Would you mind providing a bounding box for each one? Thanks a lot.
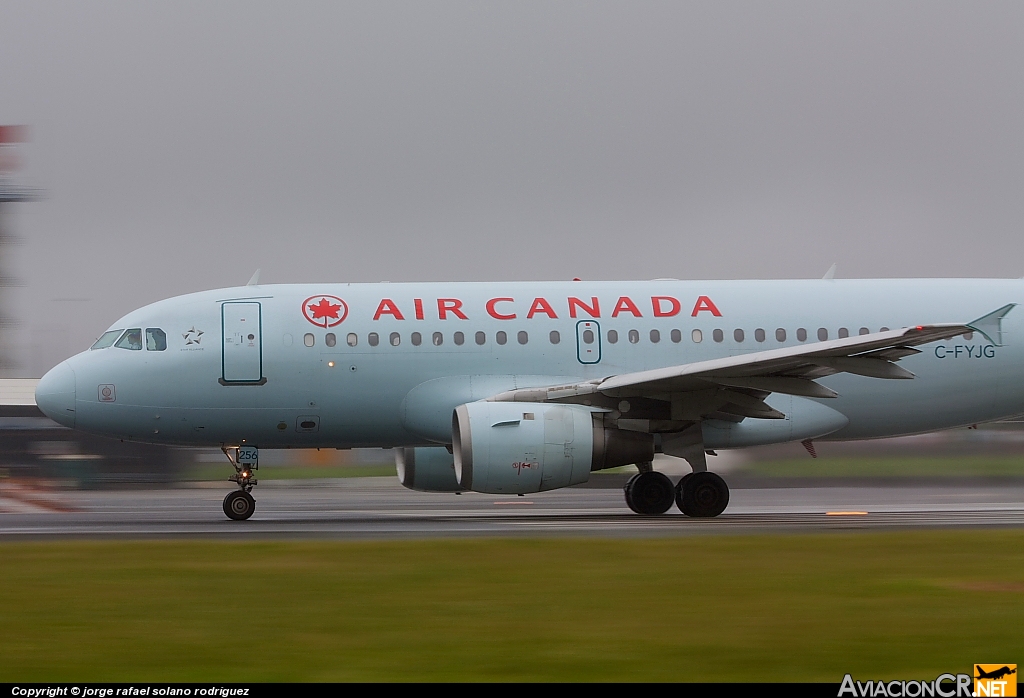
[512,461,535,475]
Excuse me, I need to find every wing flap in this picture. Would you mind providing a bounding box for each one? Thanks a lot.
[487,307,1012,426]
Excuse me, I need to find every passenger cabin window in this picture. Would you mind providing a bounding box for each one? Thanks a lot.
[496,331,507,345]
[411,332,422,346]
[347,333,358,347]
[691,329,702,343]
[517,331,528,345]
[712,329,724,343]
[671,329,682,343]
[433,332,443,346]
[817,328,828,341]
[838,328,849,339]
[859,327,870,335]
[115,329,143,351]
[754,328,765,342]
[390,332,401,346]
[92,329,123,350]
[607,330,618,344]
[650,329,660,343]
[776,328,786,342]
[454,331,465,346]
[796,328,807,342]
[145,328,167,351]
[325,333,337,347]
[880,327,889,332]
[475,331,486,345]
[303,333,315,347]
[549,330,560,344]
[733,328,744,343]
[628,329,640,344]
[368,332,379,347]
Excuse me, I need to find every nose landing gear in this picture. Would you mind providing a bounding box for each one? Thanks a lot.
[223,489,256,520]
[222,446,257,521]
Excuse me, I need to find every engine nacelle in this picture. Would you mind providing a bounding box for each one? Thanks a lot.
[453,401,654,494]
[395,446,464,492]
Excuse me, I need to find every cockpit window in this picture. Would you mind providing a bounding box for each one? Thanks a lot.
[146,328,167,351]
[91,330,123,350]
[115,328,143,350]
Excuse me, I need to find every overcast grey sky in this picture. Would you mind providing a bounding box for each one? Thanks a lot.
[2,1,1023,374]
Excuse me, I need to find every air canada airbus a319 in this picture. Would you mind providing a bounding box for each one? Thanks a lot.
[33,277,1022,520]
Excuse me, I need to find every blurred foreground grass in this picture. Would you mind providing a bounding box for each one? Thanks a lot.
[2,531,1022,681]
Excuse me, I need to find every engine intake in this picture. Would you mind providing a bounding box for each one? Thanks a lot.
[452,401,653,494]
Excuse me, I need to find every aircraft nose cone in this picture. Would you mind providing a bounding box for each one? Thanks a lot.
[36,361,76,428]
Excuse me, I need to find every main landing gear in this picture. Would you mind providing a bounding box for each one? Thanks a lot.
[222,446,257,521]
[624,463,730,517]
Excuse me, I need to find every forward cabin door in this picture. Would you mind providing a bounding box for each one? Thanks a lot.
[576,320,601,364]
[221,302,265,384]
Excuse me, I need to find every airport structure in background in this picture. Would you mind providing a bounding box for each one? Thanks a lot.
[0,125,39,377]
[0,128,187,485]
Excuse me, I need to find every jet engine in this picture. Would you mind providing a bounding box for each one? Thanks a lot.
[452,401,654,494]
[395,446,464,492]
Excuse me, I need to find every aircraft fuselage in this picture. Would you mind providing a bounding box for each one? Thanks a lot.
[35,278,1024,450]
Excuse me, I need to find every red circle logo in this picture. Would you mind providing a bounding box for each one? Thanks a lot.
[301,295,349,328]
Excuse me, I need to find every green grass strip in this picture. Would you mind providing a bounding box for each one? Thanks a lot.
[1,531,1022,681]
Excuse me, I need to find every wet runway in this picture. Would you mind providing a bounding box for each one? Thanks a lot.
[1,477,1023,539]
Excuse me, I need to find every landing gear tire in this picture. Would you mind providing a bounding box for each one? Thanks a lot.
[676,471,729,518]
[223,490,256,521]
[624,471,675,515]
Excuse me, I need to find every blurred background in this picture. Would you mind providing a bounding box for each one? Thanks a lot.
[1,1,1024,493]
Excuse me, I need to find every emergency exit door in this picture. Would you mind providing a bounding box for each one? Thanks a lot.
[576,320,601,364]
[221,302,265,384]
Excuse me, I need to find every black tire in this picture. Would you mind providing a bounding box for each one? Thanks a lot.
[623,473,641,513]
[680,471,729,518]
[674,473,694,515]
[625,471,675,515]
[223,490,256,521]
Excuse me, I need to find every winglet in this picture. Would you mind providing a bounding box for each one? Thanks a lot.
[822,263,837,280]
[968,303,1015,346]
[246,269,261,286]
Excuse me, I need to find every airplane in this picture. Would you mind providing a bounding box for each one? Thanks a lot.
[975,666,1017,681]
[32,277,1022,521]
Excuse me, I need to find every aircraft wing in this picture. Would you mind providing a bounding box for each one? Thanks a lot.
[489,305,1014,423]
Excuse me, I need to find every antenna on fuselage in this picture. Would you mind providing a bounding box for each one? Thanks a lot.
[822,263,837,280]
[246,269,261,286]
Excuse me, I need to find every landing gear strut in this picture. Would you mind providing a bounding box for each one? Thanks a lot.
[222,446,257,521]
[624,464,675,515]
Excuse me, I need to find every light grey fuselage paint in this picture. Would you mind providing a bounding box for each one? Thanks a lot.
[44,279,1024,450]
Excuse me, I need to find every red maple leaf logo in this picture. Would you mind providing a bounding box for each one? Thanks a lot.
[301,294,348,327]
[308,298,341,321]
